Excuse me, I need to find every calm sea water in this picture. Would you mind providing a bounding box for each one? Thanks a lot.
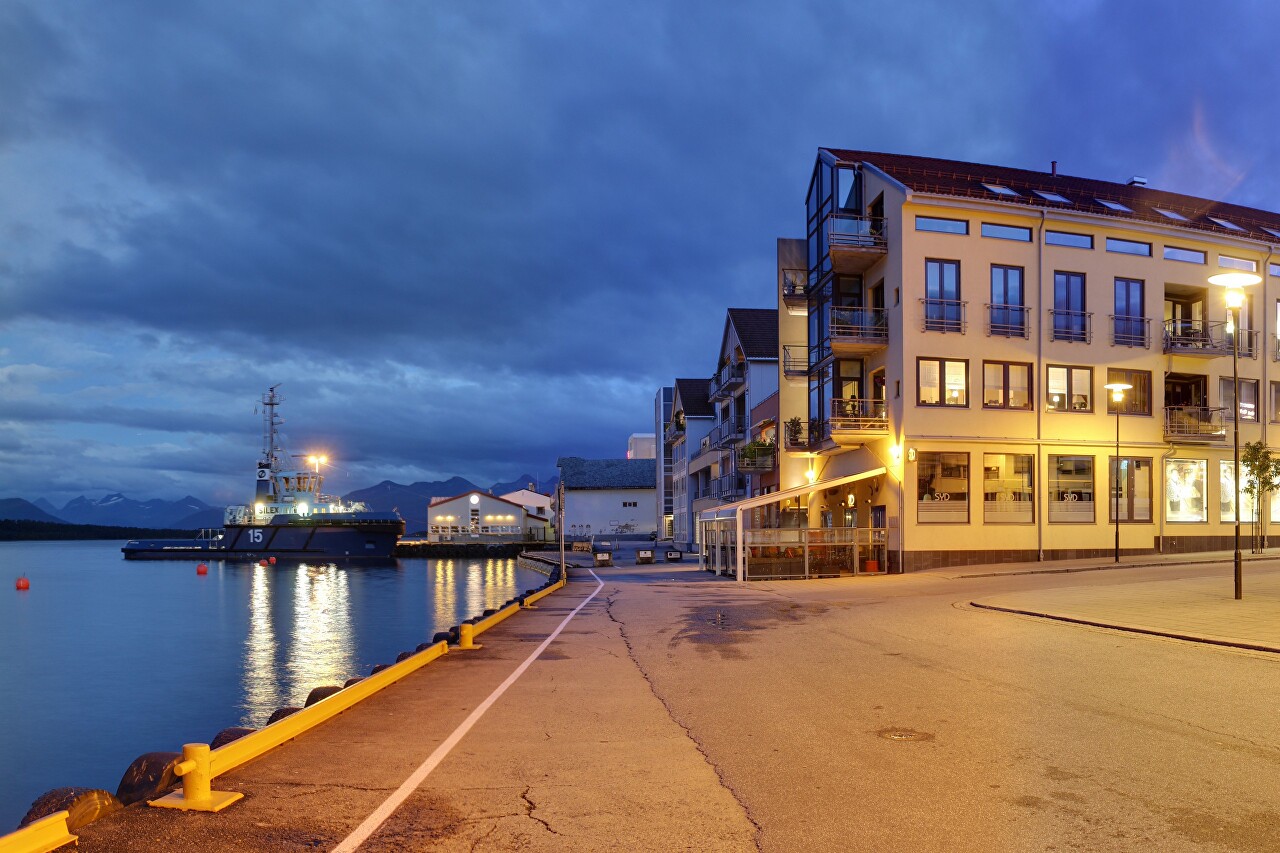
[0,540,549,829]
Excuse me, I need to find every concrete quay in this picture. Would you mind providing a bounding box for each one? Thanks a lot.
[69,548,1280,852]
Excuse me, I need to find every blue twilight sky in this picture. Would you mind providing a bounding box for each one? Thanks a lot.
[2,0,1279,506]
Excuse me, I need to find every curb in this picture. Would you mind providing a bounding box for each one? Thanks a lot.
[969,601,1280,654]
[954,554,1276,579]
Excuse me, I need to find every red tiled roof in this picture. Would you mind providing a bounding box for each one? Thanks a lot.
[824,148,1280,245]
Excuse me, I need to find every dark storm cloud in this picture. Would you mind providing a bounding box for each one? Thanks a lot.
[3,0,1279,501]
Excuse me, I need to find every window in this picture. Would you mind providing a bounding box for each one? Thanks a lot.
[1106,237,1152,256]
[1106,368,1151,415]
[1112,278,1146,347]
[1049,455,1094,523]
[989,265,1025,337]
[981,222,1032,242]
[1033,190,1071,203]
[1047,365,1092,411]
[1164,246,1206,264]
[983,453,1033,523]
[1154,208,1188,221]
[1105,457,1152,523]
[983,361,1031,409]
[917,452,969,523]
[1208,216,1245,232]
[1218,255,1258,272]
[916,216,969,235]
[918,358,968,406]
[1220,461,1258,524]
[1272,381,1280,423]
[924,259,963,332]
[1165,459,1206,522]
[1270,263,1280,277]
[1052,271,1088,342]
[1045,230,1093,249]
[1220,378,1259,422]
[982,183,1019,197]
[1096,199,1132,212]
[622,501,638,508]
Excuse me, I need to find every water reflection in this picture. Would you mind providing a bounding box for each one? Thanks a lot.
[287,564,355,708]
[432,559,458,630]
[240,563,283,722]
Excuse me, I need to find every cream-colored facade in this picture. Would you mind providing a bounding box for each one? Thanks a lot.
[705,150,1280,576]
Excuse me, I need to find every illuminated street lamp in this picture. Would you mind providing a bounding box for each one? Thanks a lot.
[1104,382,1132,563]
[1209,271,1261,600]
[307,454,328,473]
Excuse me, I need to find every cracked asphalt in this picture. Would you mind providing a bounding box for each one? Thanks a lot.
[71,559,1280,851]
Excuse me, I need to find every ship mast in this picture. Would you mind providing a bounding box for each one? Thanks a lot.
[261,385,285,471]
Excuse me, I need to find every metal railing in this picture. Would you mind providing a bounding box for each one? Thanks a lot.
[921,298,965,333]
[1111,315,1151,348]
[826,213,888,250]
[1164,406,1227,440]
[781,267,807,302]
[708,363,746,399]
[830,398,888,432]
[782,344,809,376]
[737,527,888,580]
[1163,319,1230,355]
[1049,309,1092,343]
[736,446,777,472]
[831,306,889,344]
[783,421,815,451]
[663,419,685,443]
[710,474,746,501]
[710,417,745,448]
[986,303,1029,338]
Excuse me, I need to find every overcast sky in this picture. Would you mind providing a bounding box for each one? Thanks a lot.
[3,1,1279,506]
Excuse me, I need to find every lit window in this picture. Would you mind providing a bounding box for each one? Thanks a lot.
[1153,208,1188,221]
[917,358,968,407]
[1048,456,1095,523]
[1034,190,1071,203]
[1047,364,1092,412]
[982,183,1019,197]
[1096,199,1133,212]
[1208,216,1245,232]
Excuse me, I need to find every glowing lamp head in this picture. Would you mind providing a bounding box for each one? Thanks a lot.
[1104,382,1132,404]
[805,468,817,484]
[469,494,480,505]
[298,502,309,515]
[254,502,265,514]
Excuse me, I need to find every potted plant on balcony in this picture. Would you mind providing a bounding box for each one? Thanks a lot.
[785,416,803,445]
[740,439,775,468]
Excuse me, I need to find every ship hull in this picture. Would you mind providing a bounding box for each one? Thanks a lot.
[122,516,405,561]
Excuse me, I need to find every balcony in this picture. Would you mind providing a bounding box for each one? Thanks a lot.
[830,306,889,356]
[1111,315,1150,348]
[783,421,815,452]
[663,418,685,444]
[736,444,777,472]
[711,474,746,501]
[921,299,966,334]
[1162,320,1240,358]
[829,398,889,446]
[1164,406,1227,443]
[710,417,745,448]
[708,363,746,400]
[986,304,1029,338]
[782,345,809,377]
[781,268,808,315]
[1049,309,1092,343]
[827,214,888,274]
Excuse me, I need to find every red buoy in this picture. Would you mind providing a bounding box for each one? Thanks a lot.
[196,563,208,576]
[259,559,268,567]
[268,557,276,565]
[15,577,30,591]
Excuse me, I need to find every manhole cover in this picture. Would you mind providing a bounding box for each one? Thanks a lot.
[876,727,934,742]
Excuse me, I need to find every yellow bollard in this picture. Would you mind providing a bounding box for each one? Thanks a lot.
[149,743,244,812]
[455,622,482,650]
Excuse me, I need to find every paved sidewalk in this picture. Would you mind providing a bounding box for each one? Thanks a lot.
[973,562,1280,652]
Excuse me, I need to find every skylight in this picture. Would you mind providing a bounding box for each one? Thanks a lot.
[1153,208,1188,222]
[1096,199,1132,212]
[982,183,1019,197]
[1033,190,1071,203]
[1261,227,1280,241]
[1208,216,1246,232]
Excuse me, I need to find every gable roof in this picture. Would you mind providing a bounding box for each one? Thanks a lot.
[428,489,529,512]
[824,148,1280,244]
[673,377,714,418]
[556,457,656,490]
[726,308,778,360]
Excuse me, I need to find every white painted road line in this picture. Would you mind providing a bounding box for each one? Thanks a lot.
[331,569,605,853]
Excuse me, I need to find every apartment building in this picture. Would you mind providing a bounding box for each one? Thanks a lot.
[653,386,675,539]
[666,378,715,551]
[703,148,1280,578]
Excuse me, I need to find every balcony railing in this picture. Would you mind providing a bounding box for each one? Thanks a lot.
[1164,406,1227,442]
[663,419,685,443]
[783,421,815,451]
[830,306,889,353]
[710,417,745,448]
[1049,309,1092,343]
[1161,320,1257,358]
[708,363,746,400]
[710,474,746,501]
[782,344,809,377]
[826,214,888,274]
[736,446,777,472]
[986,304,1029,338]
[829,398,889,435]
[1111,315,1150,348]
[921,299,966,333]
[781,268,808,315]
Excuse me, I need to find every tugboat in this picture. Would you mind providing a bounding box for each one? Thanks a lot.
[123,386,404,560]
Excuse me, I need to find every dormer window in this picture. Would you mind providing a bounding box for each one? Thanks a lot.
[982,183,1019,197]
[1096,199,1133,212]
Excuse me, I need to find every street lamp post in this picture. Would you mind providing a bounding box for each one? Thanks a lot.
[1104,382,1131,563]
[1209,271,1261,600]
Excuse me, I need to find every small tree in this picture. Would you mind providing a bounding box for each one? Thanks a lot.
[1240,441,1280,552]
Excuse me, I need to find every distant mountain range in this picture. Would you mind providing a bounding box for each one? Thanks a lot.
[0,473,555,534]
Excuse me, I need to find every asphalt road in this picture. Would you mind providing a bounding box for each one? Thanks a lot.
[70,560,1280,851]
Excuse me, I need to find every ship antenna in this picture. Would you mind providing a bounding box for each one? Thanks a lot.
[262,384,284,470]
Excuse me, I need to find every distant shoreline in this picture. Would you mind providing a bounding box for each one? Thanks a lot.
[0,520,199,542]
